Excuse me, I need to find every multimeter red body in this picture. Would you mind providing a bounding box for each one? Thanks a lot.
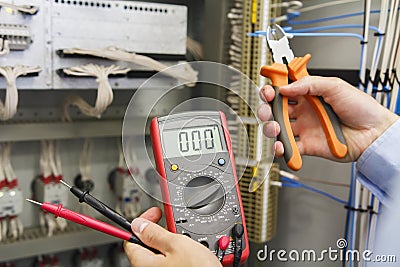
[150,111,249,266]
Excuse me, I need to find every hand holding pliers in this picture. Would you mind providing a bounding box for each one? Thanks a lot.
[260,24,348,171]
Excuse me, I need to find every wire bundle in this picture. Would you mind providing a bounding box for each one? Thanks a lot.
[0,65,41,121]
[0,143,23,241]
[62,64,129,121]
[36,141,67,237]
[269,1,400,266]
[249,2,400,266]
[62,46,198,86]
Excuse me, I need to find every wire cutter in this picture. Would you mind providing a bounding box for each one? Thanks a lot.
[260,24,348,171]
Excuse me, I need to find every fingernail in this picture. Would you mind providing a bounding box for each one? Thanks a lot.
[259,88,266,101]
[132,218,149,234]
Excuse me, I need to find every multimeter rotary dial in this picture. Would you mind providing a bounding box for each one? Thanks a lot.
[183,176,225,215]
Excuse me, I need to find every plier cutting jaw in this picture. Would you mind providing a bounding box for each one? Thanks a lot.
[260,24,348,171]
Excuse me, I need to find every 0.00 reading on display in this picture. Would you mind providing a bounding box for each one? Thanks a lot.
[162,125,224,158]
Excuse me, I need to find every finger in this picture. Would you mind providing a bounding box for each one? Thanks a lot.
[260,85,275,102]
[124,241,165,267]
[274,141,284,157]
[279,76,350,101]
[262,121,280,138]
[139,207,162,223]
[131,218,175,254]
[257,103,272,122]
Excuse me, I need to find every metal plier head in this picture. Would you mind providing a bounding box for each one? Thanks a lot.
[266,24,294,64]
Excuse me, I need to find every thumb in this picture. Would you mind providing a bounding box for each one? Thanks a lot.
[131,217,174,254]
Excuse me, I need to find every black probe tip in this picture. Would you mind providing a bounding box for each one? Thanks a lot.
[60,180,72,189]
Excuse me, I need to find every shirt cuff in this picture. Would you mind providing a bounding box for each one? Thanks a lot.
[356,119,400,206]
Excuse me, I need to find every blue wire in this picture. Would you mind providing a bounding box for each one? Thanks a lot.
[248,30,364,41]
[280,177,348,205]
[288,24,382,34]
[286,32,365,42]
[396,92,400,115]
[348,164,357,267]
[285,8,400,25]
[365,194,375,251]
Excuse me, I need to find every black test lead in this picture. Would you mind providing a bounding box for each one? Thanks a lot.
[60,179,132,231]
[59,180,159,254]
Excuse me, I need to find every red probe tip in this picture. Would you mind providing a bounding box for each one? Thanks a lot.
[26,199,42,206]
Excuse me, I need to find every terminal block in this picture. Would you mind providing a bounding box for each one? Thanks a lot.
[0,23,31,50]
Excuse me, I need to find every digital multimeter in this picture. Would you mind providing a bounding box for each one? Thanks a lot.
[150,111,249,266]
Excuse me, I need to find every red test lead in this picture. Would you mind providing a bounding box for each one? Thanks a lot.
[26,199,137,243]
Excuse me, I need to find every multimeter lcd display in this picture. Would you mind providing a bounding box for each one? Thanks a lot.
[162,125,224,158]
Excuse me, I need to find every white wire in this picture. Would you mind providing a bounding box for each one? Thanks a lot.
[8,217,17,239]
[3,143,15,183]
[117,139,124,169]
[45,213,56,237]
[387,3,400,110]
[390,55,400,111]
[0,144,5,186]
[0,38,10,56]
[79,139,92,182]
[62,64,129,121]
[358,187,370,266]
[359,0,371,88]
[0,1,39,14]
[47,141,61,178]
[366,0,389,95]
[16,217,23,237]
[299,0,359,13]
[55,141,63,176]
[40,141,52,178]
[0,219,6,241]
[271,1,303,10]
[186,36,203,60]
[388,4,400,73]
[366,197,380,252]
[0,65,41,121]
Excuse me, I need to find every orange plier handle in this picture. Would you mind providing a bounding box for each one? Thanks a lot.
[260,54,347,171]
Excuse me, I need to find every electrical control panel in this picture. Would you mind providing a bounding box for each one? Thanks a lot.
[0,0,188,90]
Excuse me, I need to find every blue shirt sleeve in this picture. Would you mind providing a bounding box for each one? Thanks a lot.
[356,119,400,206]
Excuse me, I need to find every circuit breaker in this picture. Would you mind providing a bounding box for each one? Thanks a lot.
[0,188,23,217]
[33,179,68,205]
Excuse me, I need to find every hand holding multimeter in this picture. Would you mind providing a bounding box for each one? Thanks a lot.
[150,111,249,267]
[27,110,248,267]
